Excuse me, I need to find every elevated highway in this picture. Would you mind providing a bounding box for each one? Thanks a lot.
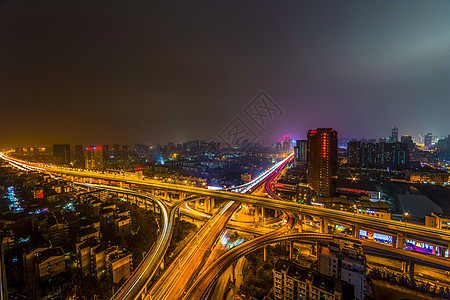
[3,153,450,245]
[184,231,450,300]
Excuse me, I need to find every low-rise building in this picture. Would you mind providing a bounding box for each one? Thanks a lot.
[355,200,391,220]
[114,216,132,236]
[425,212,450,230]
[318,241,367,300]
[23,241,51,278]
[106,247,133,284]
[410,170,449,185]
[273,259,353,300]
[92,244,108,279]
[78,226,99,242]
[44,217,69,247]
[0,230,14,253]
[76,238,100,276]
[35,247,65,281]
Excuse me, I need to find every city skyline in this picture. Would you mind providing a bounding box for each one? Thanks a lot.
[1,0,450,147]
[2,1,450,299]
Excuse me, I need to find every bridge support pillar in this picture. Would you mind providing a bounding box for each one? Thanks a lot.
[205,197,214,213]
[320,217,328,234]
[409,261,415,282]
[231,262,236,283]
[296,220,303,233]
[396,233,404,249]
[263,246,268,262]
[355,224,360,239]
[289,241,293,259]
[205,197,210,213]
[402,261,408,273]
[160,257,164,270]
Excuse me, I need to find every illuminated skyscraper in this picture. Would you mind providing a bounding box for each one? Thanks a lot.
[425,133,433,147]
[391,127,399,143]
[307,128,337,197]
[294,140,307,167]
[85,147,104,170]
[283,136,293,153]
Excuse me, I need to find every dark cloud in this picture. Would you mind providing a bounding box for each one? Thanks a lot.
[1,0,449,147]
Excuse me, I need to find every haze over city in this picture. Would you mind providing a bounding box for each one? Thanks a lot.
[1,0,450,147]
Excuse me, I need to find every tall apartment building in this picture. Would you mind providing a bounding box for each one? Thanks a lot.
[85,147,104,170]
[347,140,410,169]
[35,247,66,281]
[294,140,307,167]
[106,247,133,284]
[425,133,433,147]
[283,136,293,153]
[307,128,338,197]
[391,127,399,143]
[53,144,71,165]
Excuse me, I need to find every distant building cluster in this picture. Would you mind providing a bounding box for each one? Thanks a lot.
[347,140,410,169]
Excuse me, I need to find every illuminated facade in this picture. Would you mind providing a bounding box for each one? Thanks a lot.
[307,128,338,197]
[425,133,433,147]
[294,140,307,167]
[85,147,104,170]
[283,136,293,153]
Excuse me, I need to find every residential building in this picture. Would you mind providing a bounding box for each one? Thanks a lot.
[85,146,104,170]
[273,259,353,300]
[106,247,133,284]
[391,127,399,143]
[425,212,450,230]
[410,170,449,185]
[52,144,71,165]
[35,247,65,281]
[318,241,367,300]
[294,140,307,168]
[425,133,433,147]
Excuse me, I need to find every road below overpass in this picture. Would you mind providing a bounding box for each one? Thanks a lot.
[69,182,199,300]
[147,155,294,299]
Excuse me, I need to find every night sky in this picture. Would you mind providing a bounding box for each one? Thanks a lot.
[1,0,449,147]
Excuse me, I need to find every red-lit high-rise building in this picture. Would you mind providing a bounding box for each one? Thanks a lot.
[307,128,338,197]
